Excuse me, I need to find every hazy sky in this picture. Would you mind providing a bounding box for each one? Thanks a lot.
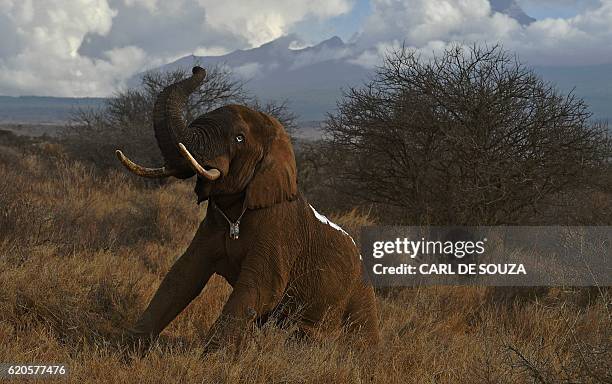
[1,0,611,97]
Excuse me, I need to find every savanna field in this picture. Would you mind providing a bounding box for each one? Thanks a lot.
[0,132,610,383]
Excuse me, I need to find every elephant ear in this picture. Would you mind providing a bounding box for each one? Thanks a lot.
[246,118,297,209]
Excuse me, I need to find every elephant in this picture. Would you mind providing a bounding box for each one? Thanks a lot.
[115,66,380,350]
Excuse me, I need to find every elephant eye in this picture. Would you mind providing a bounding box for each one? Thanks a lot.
[235,134,245,143]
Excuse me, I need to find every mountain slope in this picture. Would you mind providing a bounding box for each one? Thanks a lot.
[146,35,369,121]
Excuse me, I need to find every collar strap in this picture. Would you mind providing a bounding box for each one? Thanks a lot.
[211,199,247,240]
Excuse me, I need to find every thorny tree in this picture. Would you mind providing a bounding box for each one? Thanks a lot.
[324,44,611,225]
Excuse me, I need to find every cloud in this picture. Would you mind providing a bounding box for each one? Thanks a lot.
[358,0,519,46]
[193,46,231,56]
[0,0,146,96]
[350,0,612,68]
[514,0,612,65]
[349,39,450,68]
[198,0,353,47]
[290,44,352,70]
[0,0,354,96]
[232,62,263,79]
[350,0,520,67]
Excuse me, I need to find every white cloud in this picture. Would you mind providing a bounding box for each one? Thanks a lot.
[122,0,159,13]
[359,0,519,46]
[232,62,263,79]
[289,39,311,50]
[290,45,352,70]
[350,0,520,67]
[192,46,231,56]
[349,39,451,68]
[351,0,612,68]
[508,0,612,65]
[198,0,353,47]
[0,0,145,96]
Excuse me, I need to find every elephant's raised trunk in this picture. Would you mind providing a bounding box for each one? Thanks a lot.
[152,66,206,178]
[116,66,209,179]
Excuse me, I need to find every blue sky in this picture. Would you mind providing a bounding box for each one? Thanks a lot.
[518,1,583,19]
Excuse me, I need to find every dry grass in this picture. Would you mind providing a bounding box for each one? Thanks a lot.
[0,139,610,383]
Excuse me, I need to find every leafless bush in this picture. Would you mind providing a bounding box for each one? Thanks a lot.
[324,44,611,225]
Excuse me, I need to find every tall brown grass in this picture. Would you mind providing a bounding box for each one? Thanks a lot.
[0,136,610,383]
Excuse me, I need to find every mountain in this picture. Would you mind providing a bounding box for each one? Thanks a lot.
[490,0,535,25]
[142,35,370,121]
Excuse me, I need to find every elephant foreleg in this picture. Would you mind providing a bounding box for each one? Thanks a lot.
[130,244,215,342]
[205,254,289,349]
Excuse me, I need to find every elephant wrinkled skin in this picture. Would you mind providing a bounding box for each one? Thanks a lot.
[116,66,379,350]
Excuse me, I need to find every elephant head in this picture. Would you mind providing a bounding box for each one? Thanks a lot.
[116,66,297,208]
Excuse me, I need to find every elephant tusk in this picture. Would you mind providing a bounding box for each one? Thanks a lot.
[115,150,179,178]
[177,143,221,181]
